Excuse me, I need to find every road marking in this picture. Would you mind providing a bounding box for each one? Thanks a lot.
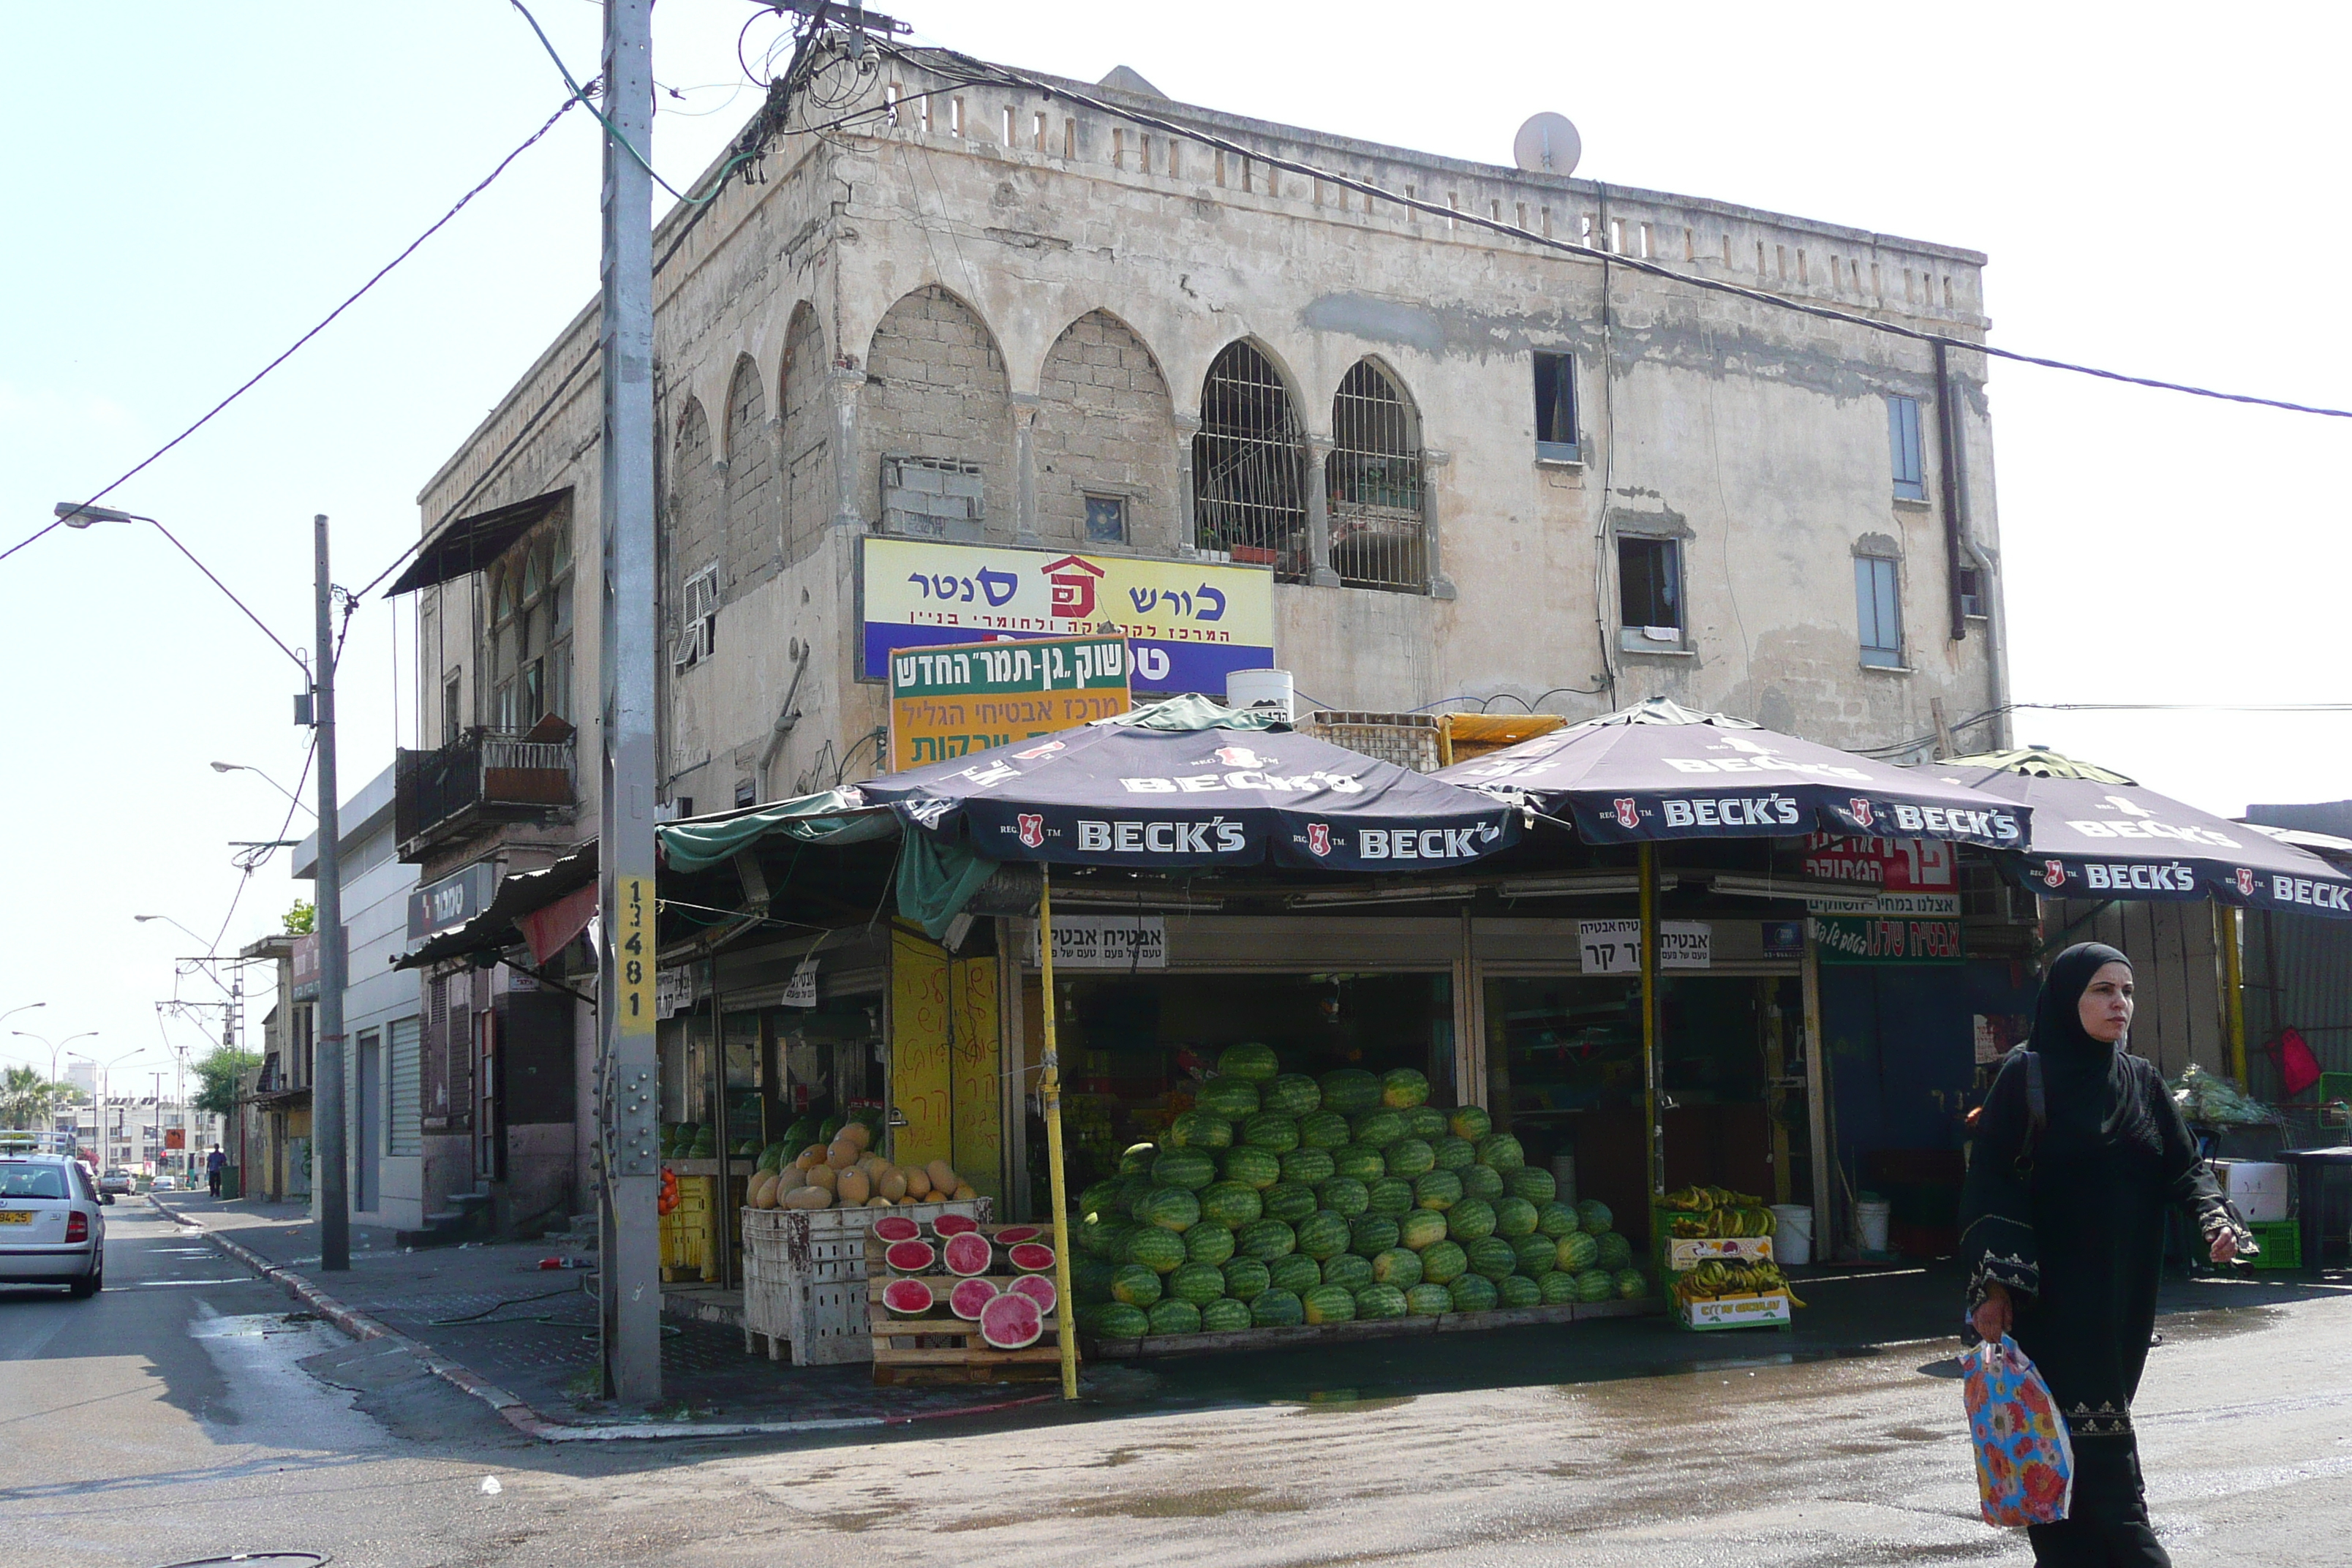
[132,1278,254,1289]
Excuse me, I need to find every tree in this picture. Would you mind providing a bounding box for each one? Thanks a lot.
[192,1047,261,1120]
[283,900,315,935]
[1,1065,77,1130]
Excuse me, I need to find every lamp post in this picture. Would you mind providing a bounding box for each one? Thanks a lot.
[210,760,317,819]
[12,1030,96,1142]
[1,1002,45,1030]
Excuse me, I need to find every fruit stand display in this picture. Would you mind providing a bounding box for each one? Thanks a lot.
[868,1215,1071,1384]
[1068,1044,1655,1353]
[1655,1185,1803,1331]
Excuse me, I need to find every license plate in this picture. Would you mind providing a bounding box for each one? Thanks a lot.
[0,1211,33,1224]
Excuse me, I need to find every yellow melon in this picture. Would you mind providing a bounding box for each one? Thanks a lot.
[927,1160,960,1195]
[878,1168,908,1201]
[840,1120,874,1150]
[903,1166,932,1199]
[836,1167,871,1205]
[805,1163,838,1192]
[953,1185,979,1201]
[783,1184,832,1210]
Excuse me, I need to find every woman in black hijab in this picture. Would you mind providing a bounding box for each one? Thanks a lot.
[1960,943,2243,1564]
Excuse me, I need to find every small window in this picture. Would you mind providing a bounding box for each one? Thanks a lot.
[441,674,461,744]
[1534,352,1579,461]
[1888,395,1926,500]
[1959,565,1988,619]
[1084,494,1128,544]
[1618,536,1682,650]
[1856,554,1904,667]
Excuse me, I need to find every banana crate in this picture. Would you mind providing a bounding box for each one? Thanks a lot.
[1678,1289,1794,1331]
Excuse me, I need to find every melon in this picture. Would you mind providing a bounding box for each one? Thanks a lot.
[1295,1210,1352,1261]
[934,1212,982,1237]
[1111,1264,1164,1306]
[1418,1239,1469,1284]
[1577,1198,1613,1235]
[1350,1109,1406,1149]
[1221,1256,1272,1300]
[1119,1143,1158,1175]
[872,1215,923,1245]
[1320,1252,1373,1291]
[1431,1135,1477,1172]
[1499,1273,1543,1309]
[995,1225,1044,1245]
[1267,1254,1322,1294]
[885,1240,937,1274]
[1349,1213,1401,1255]
[1446,1198,1498,1242]
[1597,1232,1633,1271]
[1537,1202,1580,1239]
[942,1231,993,1277]
[826,1138,859,1169]
[1384,1139,1436,1179]
[1449,1273,1499,1313]
[1236,1218,1297,1259]
[1167,1109,1235,1150]
[1556,1231,1599,1271]
[1475,1133,1526,1171]
[1371,1247,1423,1288]
[1125,1227,1186,1273]
[1167,1261,1227,1306]
[747,1171,777,1208]
[1240,1113,1300,1153]
[1403,1105,1448,1141]
[1380,1067,1431,1109]
[1404,1282,1452,1316]
[1414,1169,1463,1211]
[949,1277,1000,1320]
[1279,1147,1336,1186]
[882,1278,936,1317]
[806,1164,838,1193]
[1008,1242,1057,1273]
[1466,1235,1519,1281]
[1459,1164,1505,1203]
[1262,1073,1322,1117]
[1199,1181,1262,1228]
[1083,1302,1150,1339]
[1506,1166,1558,1205]
[1196,1076,1261,1120]
[1184,1224,1237,1267]
[1153,1149,1218,1191]
[1319,1069,1382,1116]
[1614,1267,1648,1300]
[1011,1273,1058,1313]
[1073,1258,1118,1303]
[1077,1215,1134,1259]
[1574,1267,1614,1303]
[1539,1269,1580,1305]
[1398,1209,1450,1251]
[1447,1104,1493,1142]
[1134,1186,1201,1232]
[1297,1109,1352,1149]
[1303,1283,1357,1324]
[1365,1177,1415,1218]
[877,1168,909,1202]
[1514,1233,1559,1276]
[1493,1196,1539,1237]
[1333,1144,1387,1183]
[1221,1146,1282,1190]
[903,1166,932,1199]
[927,1160,961,1194]
[1250,1288,1305,1327]
[1262,1180,1317,1224]
[1316,1175,1369,1218]
[1147,1298,1202,1336]
[783,1186,832,1209]
[1218,1041,1281,1082]
[979,1290,1045,1349]
[1200,1297,1252,1332]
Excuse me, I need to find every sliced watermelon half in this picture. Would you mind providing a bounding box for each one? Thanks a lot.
[871,1215,924,1244]
[1009,1273,1058,1313]
[884,1240,938,1274]
[1007,1242,1057,1274]
[949,1277,1000,1321]
[942,1230,993,1278]
[933,1212,981,1237]
[992,1225,1043,1245]
[881,1278,935,1317]
[978,1289,1044,1349]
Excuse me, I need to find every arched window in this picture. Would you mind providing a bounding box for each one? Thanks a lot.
[1192,341,1308,578]
[1327,359,1425,592]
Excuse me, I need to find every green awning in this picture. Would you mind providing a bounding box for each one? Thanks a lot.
[657,787,898,873]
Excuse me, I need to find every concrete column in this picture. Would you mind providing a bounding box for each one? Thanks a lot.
[829,366,866,532]
[1422,446,1458,600]
[1172,415,1201,557]
[1304,434,1341,587]
[1013,396,1042,546]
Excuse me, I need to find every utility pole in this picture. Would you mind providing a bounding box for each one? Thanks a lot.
[597,0,663,1403]
[312,513,350,1270]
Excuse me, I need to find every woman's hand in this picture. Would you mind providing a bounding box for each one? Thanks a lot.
[1972,1281,2012,1343]
[2209,1229,2239,1265]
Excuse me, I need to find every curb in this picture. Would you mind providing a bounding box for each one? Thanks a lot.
[146,1197,1061,1441]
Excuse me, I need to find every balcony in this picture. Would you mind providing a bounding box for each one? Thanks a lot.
[396,726,576,859]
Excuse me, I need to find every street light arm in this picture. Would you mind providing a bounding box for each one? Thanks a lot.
[53,505,307,674]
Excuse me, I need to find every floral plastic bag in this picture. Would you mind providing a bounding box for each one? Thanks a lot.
[1961,1335,2074,1526]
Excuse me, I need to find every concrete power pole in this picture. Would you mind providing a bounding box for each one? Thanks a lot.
[596,0,663,1403]
[312,513,350,1271]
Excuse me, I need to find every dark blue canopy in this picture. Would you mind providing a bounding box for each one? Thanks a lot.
[856,696,1522,872]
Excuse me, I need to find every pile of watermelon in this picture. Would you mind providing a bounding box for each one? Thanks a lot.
[874,1213,1062,1351]
[1067,1045,1648,1341]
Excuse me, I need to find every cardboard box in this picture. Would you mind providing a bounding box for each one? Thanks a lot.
[1663,1235,1774,1270]
[2214,1161,2291,1225]
[1678,1289,1793,1330]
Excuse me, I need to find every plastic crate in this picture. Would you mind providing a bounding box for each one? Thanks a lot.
[2247,1218,2302,1271]
[741,1198,990,1365]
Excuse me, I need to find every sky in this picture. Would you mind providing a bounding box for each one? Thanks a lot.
[4,3,2347,1086]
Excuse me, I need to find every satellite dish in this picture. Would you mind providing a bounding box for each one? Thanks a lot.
[1512,112,1582,178]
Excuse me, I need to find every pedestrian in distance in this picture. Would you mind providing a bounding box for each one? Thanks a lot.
[206,1145,226,1198]
[1959,942,2247,1566]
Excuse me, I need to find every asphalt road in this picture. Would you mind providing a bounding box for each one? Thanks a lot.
[5,1205,2346,1567]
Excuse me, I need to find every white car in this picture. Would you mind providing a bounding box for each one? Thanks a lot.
[0,1151,105,1297]
[151,1175,178,1191]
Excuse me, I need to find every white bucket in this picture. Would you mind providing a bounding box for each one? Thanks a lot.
[1855,1198,1893,1254]
[1769,1204,1814,1266]
[1224,668,1294,723]
[1550,1154,1577,1208]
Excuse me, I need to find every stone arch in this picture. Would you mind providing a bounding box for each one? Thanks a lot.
[1192,338,1310,578]
[669,396,720,578]
[1033,309,1177,549]
[1326,356,1425,591]
[860,284,1013,542]
[777,302,831,566]
[723,353,774,591]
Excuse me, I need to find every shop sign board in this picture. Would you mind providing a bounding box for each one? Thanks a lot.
[1799,833,1955,891]
[655,965,695,1019]
[861,537,1275,694]
[1577,919,1711,975]
[1810,913,1967,965]
[408,860,499,940]
[1678,1289,1793,1330]
[1801,890,1961,917]
[887,634,1131,770]
[1760,919,1806,958]
[782,957,818,1008]
[1026,913,1168,970]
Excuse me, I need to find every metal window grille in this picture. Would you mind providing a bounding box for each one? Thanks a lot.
[1327,359,1425,592]
[1192,342,1309,578]
[1298,711,1444,773]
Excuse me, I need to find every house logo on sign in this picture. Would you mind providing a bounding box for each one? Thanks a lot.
[1041,554,1107,620]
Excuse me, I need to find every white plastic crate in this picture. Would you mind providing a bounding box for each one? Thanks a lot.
[741,1199,990,1365]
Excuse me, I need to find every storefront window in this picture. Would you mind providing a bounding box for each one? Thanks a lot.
[770,1000,886,1146]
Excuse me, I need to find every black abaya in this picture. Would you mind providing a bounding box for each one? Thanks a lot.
[1957,943,2236,1567]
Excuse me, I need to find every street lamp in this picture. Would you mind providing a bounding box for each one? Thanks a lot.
[210,760,316,818]
[13,1030,97,1142]
[1,1002,45,1030]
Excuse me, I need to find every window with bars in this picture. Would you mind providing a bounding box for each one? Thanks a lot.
[1326,358,1426,592]
[1192,342,1309,577]
[1856,554,1904,666]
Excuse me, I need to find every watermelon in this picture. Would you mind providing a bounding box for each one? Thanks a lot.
[1079,1178,1135,1218]
[1218,1041,1281,1083]
[1380,1067,1431,1109]
[885,1240,938,1274]
[1419,1239,1469,1284]
[1262,1180,1318,1224]
[1499,1273,1543,1309]
[1447,1105,1493,1142]
[1349,1213,1401,1255]
[1466,1235,1519,1281]
[1267,1254,1322,1294]
[1118,1143,1158,1175]
[1297,1109,1352,1149]
[1221,1145,1282,1191]
[1133,1186,1201,1233]
[1432,1136,1477,1171]
[1147,1298,1202,1336]
[1384,1138,1436,1179]
[1414,1169,1463,1211]
[1371,1247,1424,1288]
[1320,1069,1382,1116]
[1201,1297,1252,1332]
[1153,1149,1218,1191]
[1221,1256,1271,1300]
[1251,1289,1305,1327]
[1303,1283,1357,1324]
[1184,1223,1237,1267]
[1449,1274,1499,1313]
[1475,1133,1526,1170]
[1199,1180,1263,1228]
[943,1231,993,1276]
[1126,1227,1186,1273]
[949,1277,1000,1320]
[1597,1232,1633,1271]
[995,1226,1044,1245]
[1280,1147,1336,1186]
[1321,1252,1373,1290]
[1463,1164,1508,1203]
[1446,1197,1498,1242]
[1577,1198,1614,1235]
[1538,1269,1579,1305]
[1355,1282,1409,1320]
[979,1291,1045,1349]
[872,1215,924,1244]
[1240,1112,1300,1153]
[1333,1144,1388,1183]
[1365,1177,1416,1218]
[1536,1202,1580,1239]
[1237,1218,1297,1259]
[1492,1196,1539,1237]
[935,1213,981,1237]
[1008,1242,1057,1274]
[1082,1302,1150,1339]
[1316,1176,1369,1218]
[1506,1166,1557,1205]
[1295,1210,1352,1261]
[1167,1109,1234,1150]
[1262,1073,1322,1117]
[1350,1109,1406,1149]
[1196,1077,1261,1119]
[1167,1261,1227,1306]
[1011,1273,1058,1313]
[1614,1268,1648,1300]
[1556,1231,1599,1270]
[1072,1258,1118,1303]
[883,1278,937,1317]
[1078,1216,1134,1259]
[1405,1282,1453,1316]
[1398,1209,1450,1251]
[755,1142,787,1172]
[1513,1233,1560,1275]
[1403,1105,1449,1141]
[782,1115,821,1152]
[1111,1264,1164,1306]
[1574,1267,1614,1303]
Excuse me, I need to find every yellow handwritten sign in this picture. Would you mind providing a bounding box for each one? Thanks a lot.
[888,635,1131,771]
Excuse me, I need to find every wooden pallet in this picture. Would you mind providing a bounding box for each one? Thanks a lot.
[864,1225,1075,1385]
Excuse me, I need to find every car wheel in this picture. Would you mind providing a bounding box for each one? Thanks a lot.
[102,1193,115,1206]
[69,1263,102,1299]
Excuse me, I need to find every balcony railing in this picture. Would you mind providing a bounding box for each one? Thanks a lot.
[396,727,575,853]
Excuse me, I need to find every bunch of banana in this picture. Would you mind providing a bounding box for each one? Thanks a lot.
[1670,1215,1711,1237]
[1671,1258,1808,1308]
[1658,1186,1715,1213]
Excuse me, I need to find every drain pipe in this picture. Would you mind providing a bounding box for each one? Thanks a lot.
[757,638,813,800]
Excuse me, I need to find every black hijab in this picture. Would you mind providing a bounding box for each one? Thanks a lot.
[2031,941,2133,1063]
[2029,941,2144,1144]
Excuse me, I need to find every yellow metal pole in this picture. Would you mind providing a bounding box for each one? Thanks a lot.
[2217,900,2248,1085]
[1037,866,1079,1401]
[1640,843,1661,1201]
